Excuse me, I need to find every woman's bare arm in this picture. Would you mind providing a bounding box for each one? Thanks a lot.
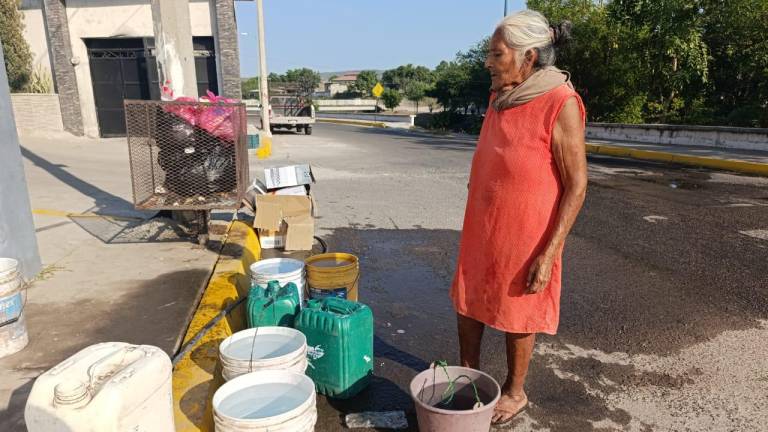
[526,97,587,293]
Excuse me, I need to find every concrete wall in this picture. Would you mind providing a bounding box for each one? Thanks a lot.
[0,44,42,280]
[316,98,438,113]
[20,0,53,78]
[587,123,768,152]
[62,0,214,137]
[10,94,64,132]
[316,99,378,111]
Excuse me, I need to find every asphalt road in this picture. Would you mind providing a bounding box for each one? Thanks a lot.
[257,123,768,432]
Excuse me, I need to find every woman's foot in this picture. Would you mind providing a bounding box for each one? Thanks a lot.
[491,391,528,426]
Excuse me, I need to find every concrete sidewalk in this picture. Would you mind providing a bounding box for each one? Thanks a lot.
[0,132,220,430]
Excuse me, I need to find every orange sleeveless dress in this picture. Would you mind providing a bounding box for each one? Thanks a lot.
[451,84,584,335]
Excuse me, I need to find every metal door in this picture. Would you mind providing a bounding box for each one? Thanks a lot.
[86,39,151,137]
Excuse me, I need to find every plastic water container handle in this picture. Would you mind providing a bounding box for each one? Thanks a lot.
[86,346,144,391]
[321,297,357,315]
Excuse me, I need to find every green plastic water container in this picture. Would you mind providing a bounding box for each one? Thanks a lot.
[295,297,373,399]
[246,280,301,328]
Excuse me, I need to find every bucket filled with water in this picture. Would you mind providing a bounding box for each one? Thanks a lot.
[213,370,317,432]
[219,327,307,381]
[410,364,501,432]
[305,253,360,301]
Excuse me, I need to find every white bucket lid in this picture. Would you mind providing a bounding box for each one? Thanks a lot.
[249,258,304,279]
[213,370,316,425]
[219,327,306,365]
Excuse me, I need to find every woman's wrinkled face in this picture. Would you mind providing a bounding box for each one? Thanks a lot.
[485,30,533,91]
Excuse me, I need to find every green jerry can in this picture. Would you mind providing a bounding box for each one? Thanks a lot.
[295,297,373,399]
[247,280,301,328]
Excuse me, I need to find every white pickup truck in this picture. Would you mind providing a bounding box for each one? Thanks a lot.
[268,95,315,135]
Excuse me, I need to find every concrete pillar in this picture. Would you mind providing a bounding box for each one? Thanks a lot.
[0,41,42,280]
[151,0,198,98]
[212,0,242,99]
[42,0,84,136]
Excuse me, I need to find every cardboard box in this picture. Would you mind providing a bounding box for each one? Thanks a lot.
[284,213,314,250]
[264,164,315,190]
[254,195,314,250]
[272,185,308,196]
[258,224,286,249]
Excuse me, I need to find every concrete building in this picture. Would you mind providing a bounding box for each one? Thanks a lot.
[18,0,242,138]
[321,72,358,97]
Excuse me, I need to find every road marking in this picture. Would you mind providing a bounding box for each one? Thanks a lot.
[708,173,768,186]
[643,215,668,223]
[716,198,768,207]
[739,230,768,241]
[32,208,142,221]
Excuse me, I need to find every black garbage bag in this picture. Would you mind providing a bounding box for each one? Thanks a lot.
[193,143,236,194]
[157,134,236,198]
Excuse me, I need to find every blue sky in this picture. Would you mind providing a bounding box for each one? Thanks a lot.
[235,0,526,77]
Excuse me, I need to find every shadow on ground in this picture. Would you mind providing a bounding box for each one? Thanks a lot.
[0,268,212,431]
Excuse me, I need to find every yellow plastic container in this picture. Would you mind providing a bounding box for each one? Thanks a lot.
[304,253,360,301]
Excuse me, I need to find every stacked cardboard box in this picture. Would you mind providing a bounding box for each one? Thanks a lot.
[252,164,316,251]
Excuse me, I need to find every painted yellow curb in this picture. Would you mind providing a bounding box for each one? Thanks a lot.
[172,220,259,431]
[586,143,768,176]
[256,133,272,159]
[318,118,387,128]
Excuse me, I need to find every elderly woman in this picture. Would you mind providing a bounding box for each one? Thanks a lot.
[450,10,587,425]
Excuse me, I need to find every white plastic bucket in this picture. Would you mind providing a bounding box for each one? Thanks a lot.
[0,258,28,359]
[219,327,308,381]
[249,258,306,305]
[213,370,317,432]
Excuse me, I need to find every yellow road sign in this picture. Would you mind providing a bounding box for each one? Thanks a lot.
[372,82,384,98]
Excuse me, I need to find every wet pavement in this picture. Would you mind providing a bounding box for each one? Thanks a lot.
[258,124,768,431]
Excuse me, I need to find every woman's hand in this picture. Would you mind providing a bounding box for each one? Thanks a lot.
[526,253,555,294]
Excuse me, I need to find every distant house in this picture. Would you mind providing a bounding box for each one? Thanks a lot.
[323,72,359,97]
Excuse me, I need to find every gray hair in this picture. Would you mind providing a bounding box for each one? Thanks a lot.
[495,10,568,68]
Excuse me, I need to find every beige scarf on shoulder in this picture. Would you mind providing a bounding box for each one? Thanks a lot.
[492,66,573,111]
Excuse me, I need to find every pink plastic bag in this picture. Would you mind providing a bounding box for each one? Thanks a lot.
[164,96,200,125]
[197,90,238,141]
[162,87,240,142]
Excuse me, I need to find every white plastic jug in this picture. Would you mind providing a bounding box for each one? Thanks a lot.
[25,342,175,432]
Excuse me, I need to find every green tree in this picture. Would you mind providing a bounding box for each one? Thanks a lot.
[429,39,490,113]
[608,0,709,123]
[700,0,768,127]
[528,0,643,122]
[381,88,402,112]
[350,70,378,97]
[268,72,286,85]
[529,0,710,124]
[382,64,434,94]
[0,0,33,92]
[241,77,259,99]
[405,81,431,113]
[430,60,471,111]
[283,68,321,97]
